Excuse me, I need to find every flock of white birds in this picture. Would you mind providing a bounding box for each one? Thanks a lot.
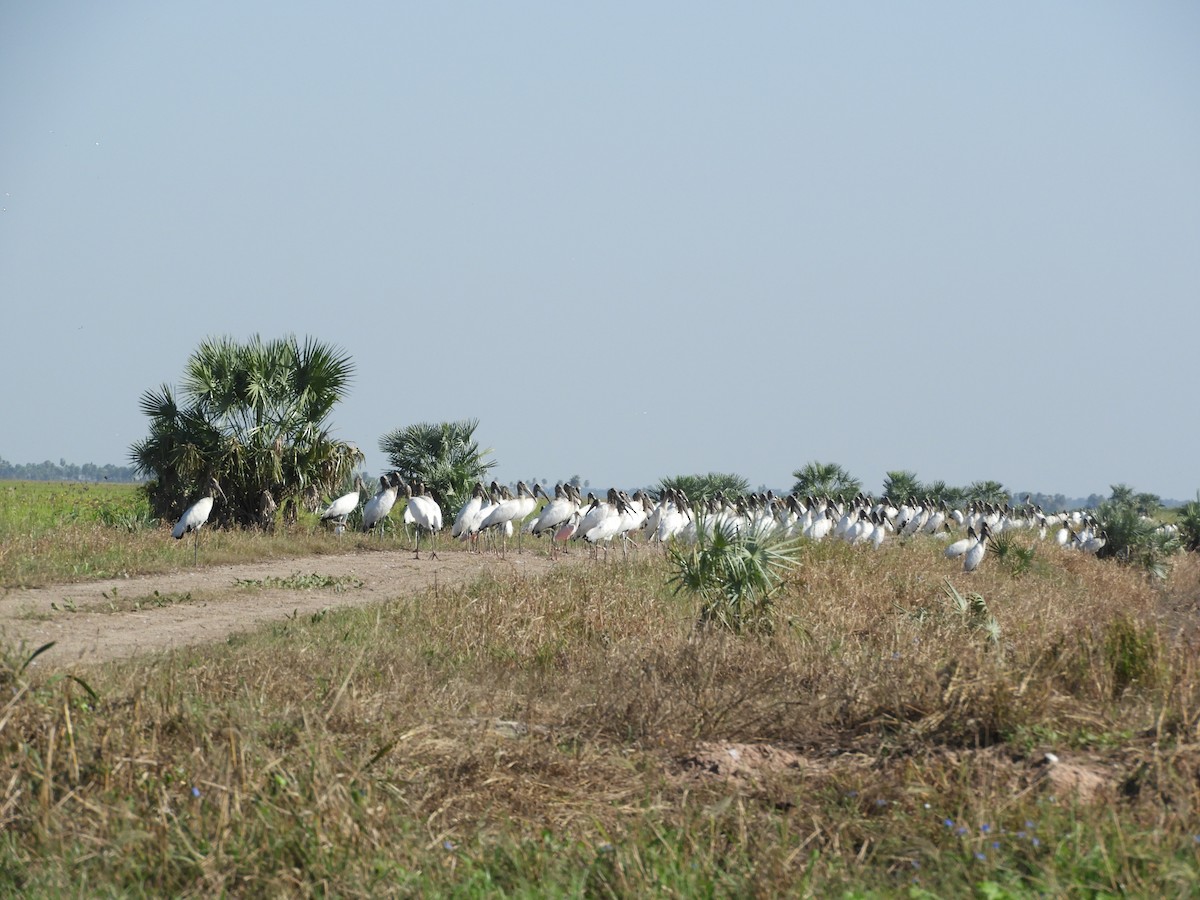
[301,476,1129,573]
[172,473,1133,572]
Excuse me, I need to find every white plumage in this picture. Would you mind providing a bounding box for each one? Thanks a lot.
[363,472,400,536]
[405,481,443,559]
[963,522,990,573]
[172,477,224,563]
[319,475,365,534]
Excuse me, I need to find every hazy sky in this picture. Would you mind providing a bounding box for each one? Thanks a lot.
[3,2,1198,499]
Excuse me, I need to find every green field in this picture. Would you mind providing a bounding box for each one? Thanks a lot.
[0,480,409,588]
[2,482,1199,895]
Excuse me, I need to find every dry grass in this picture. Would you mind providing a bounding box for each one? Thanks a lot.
[2,534,1199,895]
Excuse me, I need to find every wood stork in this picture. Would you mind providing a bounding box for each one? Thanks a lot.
[581,490,629,558]
[480,481,535,555]
[944,526,976,560]
[363,472,400,537]
[319,475,365,534]
[459,485,501,551]
[172,477,225,564]
[404,481,443,559]
[963,522,990,573]
[530,484,577,556]
[453,482,488,540]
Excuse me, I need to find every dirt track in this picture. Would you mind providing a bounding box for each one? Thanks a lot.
[0,548,574,672]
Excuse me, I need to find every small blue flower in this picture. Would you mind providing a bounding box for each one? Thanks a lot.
[956,826,968,836]
[191,787,201,798]
[1032,837,1041,847]
[443,840,457,851]
[944,819,954,828]
[974,852,986,861]
[992,841,1001,850]
[876,798,888,807]
[980,823,991,833]
[1025,820,1036,830]
[1016,831,1026,839]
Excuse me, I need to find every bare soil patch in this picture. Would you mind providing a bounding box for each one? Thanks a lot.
[0,548,576,671]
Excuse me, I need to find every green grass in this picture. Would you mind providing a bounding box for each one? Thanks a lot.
[1,487,1199,894]
[0,480,420,588]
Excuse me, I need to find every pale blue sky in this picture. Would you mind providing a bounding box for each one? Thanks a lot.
[2,2,1198,498]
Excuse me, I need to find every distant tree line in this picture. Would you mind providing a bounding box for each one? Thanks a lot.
[0,456,144,482]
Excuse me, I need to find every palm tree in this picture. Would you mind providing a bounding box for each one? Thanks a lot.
[882,470,923,503]
[378,419,495,515]
[1109,483,1136,507]
[655,472,750,503]
[791,461,862,501]
[964,480,1009,506]
[131,335,362,529]
[1177,493,1200,553]
[924,480,967,508]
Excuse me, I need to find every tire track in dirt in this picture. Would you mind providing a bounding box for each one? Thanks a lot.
[0,549,577,671]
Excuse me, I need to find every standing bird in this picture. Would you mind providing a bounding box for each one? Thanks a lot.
[944,525,976,560]
[963,522,990,573]
[405,481,443,559]
[319,475,365,534]
[172,477,225,564]
[453,482,488,540]
[363,472,400,538]
[480,481,535,555]
[530,484,577,556]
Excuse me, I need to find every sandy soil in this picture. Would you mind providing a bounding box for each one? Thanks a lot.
[0,548,576,672]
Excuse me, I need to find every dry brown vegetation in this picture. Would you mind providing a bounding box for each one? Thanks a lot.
[2,533,1200,895]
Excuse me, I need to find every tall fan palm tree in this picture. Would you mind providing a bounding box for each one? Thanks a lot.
[378,419,495,517]
[131,335,362,529]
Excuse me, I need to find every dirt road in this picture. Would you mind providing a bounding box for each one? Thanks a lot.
[0,549,572,671]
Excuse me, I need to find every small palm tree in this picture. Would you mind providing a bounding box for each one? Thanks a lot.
[1096,497,1179,577]
[964,480,1009,506]
[378,419,495,515]
[668,519,801,634]
[791,461,862,501]
[655,472,750,503]
[882,470,923,503]
[924,480,967,508]
[1109,483,1136,506]
[1176,493,1200,552]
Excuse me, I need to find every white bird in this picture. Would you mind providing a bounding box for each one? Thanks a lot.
[172,477,225,564]
[363,472,400,537]
[453,482,488,539]
[459,486,502,551]
[944,526,976,560]
[480,481,535,555]
[581,489,628,557]
[963,522,990,573]
[404,481,443,559]
[530,484,578,556]
[319,475,365,534]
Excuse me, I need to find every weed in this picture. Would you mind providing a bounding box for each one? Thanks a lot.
[235,572,365,592]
